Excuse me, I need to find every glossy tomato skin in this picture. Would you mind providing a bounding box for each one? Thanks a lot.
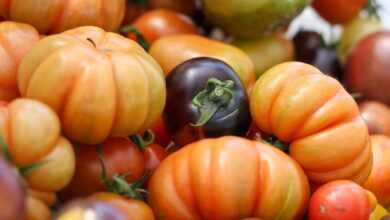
[59,138,145,200]
[250,62,372,185]
[151,117,171,147]
[0,22,40,101]
[0,158,26,220]
[148,136,310,220]
[364,135,390,208]
[359,101,390,136]
[149,0,198,15]
[131,9,199,44]
[309,180,374,220]
[164,57,251,146]
[18,26,166,145]
[313,0,368,24]
[346,31,390,105]
[144,143,168,172]
[149,34,255,90]
[0,0,125,34]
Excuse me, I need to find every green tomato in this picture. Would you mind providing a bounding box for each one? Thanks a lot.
[233,33,294,78]
[337,16,382,63]
[203,0,311,39]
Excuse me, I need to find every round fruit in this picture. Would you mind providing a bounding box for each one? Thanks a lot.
[312,0,368,24]
[359,101,390,136]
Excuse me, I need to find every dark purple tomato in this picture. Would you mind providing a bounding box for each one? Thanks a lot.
[164,57,251,147]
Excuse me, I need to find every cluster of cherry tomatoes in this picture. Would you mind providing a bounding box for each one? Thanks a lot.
[0,0,389,220]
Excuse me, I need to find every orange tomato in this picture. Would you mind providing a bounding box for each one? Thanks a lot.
[0,22,39,101]
[26,196,51,220]
[0,99,75,192]
[148,136,309,220]
[250,62,372,185]
[129,9,199,44]
[18,26,166,145]
[364,135,390,209]
[0,0,125,34]
[149,34,256,90]
[313,0,368,24]
[360,101,390,136]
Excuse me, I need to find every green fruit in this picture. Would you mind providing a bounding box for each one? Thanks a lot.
[233,33,294,78]
[337,16,382,63]
[203,0,311,39]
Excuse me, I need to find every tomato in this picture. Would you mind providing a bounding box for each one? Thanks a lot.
[233,33,295,78]
[143,143,167,172]
[359,101,390,136]
[150,117,171,147]
[337,16,381,63]
[250,62,372,185]
[345,31,390,105]
[370,205,389,220]
[26,196,51,220]
[0,98,75,192]
[0,22,39,101]
[18,26,166,145]
[0,158,25,220]
[246,123,263,141]
[309,180,376,220]
[149,34,255,90]
[364,135,390,208]
[27,189,57,206]
[127,9,199,45]
[148,136,309,220]
[164,58,251,147]
[312,0,368,24]
[0,0,125,34]
[149,0,197,15]
[202,0,309,38]
[59,137,145,200]
[122,1,148,24]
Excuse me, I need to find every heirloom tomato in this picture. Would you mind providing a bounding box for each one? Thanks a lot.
[150,117,171,147]
[359,101,390,136]
[149,136,310,220]
[0,0,125,34]
[149,34,255,90]
[364,135,390,208]
[0,157,25,220]
[312,0,367,24]
[0,99,75,192]
[0,22,39,101]
[26,195,51,220]
[122,1,148,24]
[309,180,376,220]
[149,0,198,15]
[127,9,199,44]
[345,31,390,105]
[164,58,251,146]
[250,62,372,185]
[18,26,166,145]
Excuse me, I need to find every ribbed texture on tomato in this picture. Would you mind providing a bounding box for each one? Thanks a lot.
[148,136,309,220]
[250,62,372,185]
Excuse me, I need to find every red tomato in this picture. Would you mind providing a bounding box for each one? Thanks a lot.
[123,1,148,24]
[309,180,376,220]
[59,138,145,200]
[144,143,168,172]
[128,9,199,44]
[150,117,171,147]
[359,101,390,136]
[149,0,198,15]
[312,0,368,24]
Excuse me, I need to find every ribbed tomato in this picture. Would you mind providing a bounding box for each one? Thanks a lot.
[18,26,166,145]
[149,136,309,220]
[250,62,372,185]
[0,21,39,101]
[0,0,125,34]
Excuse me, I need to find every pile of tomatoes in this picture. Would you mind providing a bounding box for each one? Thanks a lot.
[0,0,389,220]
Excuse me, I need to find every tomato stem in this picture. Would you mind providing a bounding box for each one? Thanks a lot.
[265,136,289,153]
[191,78,235,127]
[120,25,150,51]
[130,130,155,151]
[86,38,97,48]
[365,0,381,20]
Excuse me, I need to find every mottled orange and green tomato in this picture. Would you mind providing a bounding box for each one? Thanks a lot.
[18,26,166,145]
[250,62,372,185]
[0,0,125,34]
[149,136,309,220]
[149,34,255,90]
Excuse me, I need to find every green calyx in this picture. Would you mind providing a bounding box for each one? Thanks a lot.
[265,136,289,153]
[120,25,150,51]
[365,0,381,20]
[130,130,155,151]
[191,78,235,127]
[96,145,148,200]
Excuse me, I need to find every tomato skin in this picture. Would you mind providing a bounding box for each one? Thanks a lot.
[312,0,368,24]
[359,102,390,136]
[0,0,125,34]
[18,26,166,145]
[345,31,390,105]
[309,180,374,220]
[0,158,26,220]
[144,143,168,172]
[250,62,372,185]
[123,2,148,24]
[148,136,309,220]
[0,22,39,101]
[59,137,145,200]
[151,117,171,147]
[131,9,199,44]
[57,200,127,220]
[26,196,51,220]
[364,135,390,208]
[370,205,389,220]
[149,0,198,15]
[149,34,255,90]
